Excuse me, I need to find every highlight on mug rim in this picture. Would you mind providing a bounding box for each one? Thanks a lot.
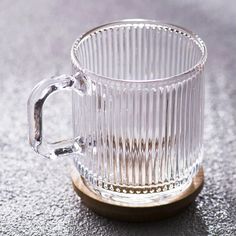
[71,19,207,84]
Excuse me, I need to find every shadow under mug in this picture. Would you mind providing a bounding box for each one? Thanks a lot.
[28,19,207,205]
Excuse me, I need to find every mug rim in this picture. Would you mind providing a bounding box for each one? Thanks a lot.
[71,19,207,84]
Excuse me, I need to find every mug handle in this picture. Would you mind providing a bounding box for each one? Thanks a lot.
[27,72,89,159]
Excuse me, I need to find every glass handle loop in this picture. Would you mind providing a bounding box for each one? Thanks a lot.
[27,72,88,159]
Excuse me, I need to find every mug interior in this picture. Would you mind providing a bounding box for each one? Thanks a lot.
[72,20,206,82]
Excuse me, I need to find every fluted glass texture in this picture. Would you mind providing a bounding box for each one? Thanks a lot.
[72,20,206,199]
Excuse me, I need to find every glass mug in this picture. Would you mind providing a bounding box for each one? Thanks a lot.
[28,19,207,205]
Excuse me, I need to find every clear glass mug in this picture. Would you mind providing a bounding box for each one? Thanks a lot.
[28,19,207,205]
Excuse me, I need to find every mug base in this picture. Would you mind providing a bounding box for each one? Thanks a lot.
[71,167,204,222]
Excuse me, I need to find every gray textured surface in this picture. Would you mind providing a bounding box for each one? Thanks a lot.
[0,0,236,235]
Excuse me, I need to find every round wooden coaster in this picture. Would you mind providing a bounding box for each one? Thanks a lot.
[72,168,204,222]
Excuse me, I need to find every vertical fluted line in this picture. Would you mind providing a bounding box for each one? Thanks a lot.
[189,78,194,171]
[184,37,189,72]
[102,84,110,183]
[99,84,105,181]
[165,30,171,77]
[127,89,133,185]
[181,81,187,178]
[97,33,101,75]
[99,31,104,76]
[186,78,192,173]
[80,42,85,68]
[107,29,112,77]
[196,72,201,156]
[191,77,196,168]
[102,30,107,77]
[193,43,197,66]
[89,83,94,179]
[93,33,98,74]
[134,88,140,185]
[194,75,199,166]
[153,27,158,79]
[153,88,159,184]
[111,88,117,185]
[140,89,147,185]
[191,77,195,168]
[164,29,169,77]
[109,89,115,185]
[195,75,200,165]
[85,39,90,72]
[137,26,142,80]
[147,86,154,185]
[94,83,100,180]
[81,42,85,69]
[169,85,174,182]
[123,88,128,185]
[120,87,126,185]
[189,42,194,70]
[182,37,186,72]
[88,36,93,72]
[147,28,152,80]
[117,87,123,184]
[180,35,185,75]
[172,32,176,75]
[119,27,124,80]
[164,87,170,183]
[107,85,113,184]
[172,84,178,181]
[113,28,118,80]
[131,27,136,80]
[138,89,143,185]
[99,84,103,180]
[131,89,136,185]
[169,30,174,76]
[175,82,182,179]
[158,87,165,182]
[142,26,147,80]
[198,70,204,160]
[159,28,164,78]
[87,77,92,173]
[125,27,130,80]
[91,34,95,73]
[176,34,181,75]
[185,40,190,73]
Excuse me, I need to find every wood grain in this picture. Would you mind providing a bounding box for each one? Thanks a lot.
[72,167,204,222]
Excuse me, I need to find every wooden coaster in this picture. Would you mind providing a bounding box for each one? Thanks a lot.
[72,168,204,222]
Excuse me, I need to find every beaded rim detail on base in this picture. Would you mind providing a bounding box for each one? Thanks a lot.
[74,160,201,194]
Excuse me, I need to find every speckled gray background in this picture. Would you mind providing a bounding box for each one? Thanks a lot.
[0,0,236,235]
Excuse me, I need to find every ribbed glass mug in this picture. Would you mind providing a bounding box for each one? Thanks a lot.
[28,19,207,205]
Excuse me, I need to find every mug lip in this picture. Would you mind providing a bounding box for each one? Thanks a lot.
[71,19,207,84]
